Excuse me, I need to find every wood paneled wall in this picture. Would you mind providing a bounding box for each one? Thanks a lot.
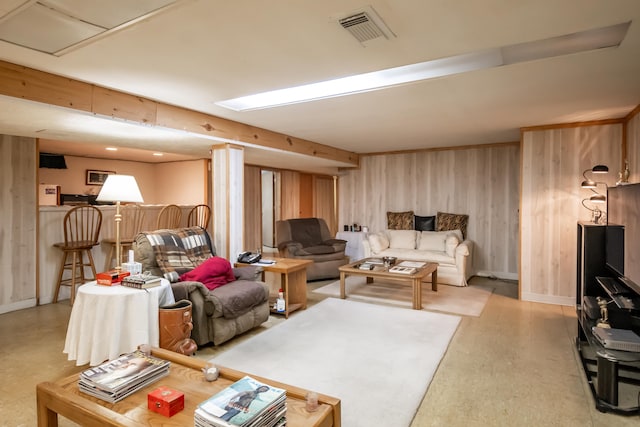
[314,176,337,234]
[1,135,37,313]
[338,144,520,277]
[521,124,622,305]
[280,171,301,220]
[244,165,262,252]
[627,110,640,183]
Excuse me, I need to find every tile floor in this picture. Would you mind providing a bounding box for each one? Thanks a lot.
[1,277,638,426]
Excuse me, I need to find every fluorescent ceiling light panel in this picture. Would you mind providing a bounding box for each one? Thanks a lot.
[217,21,631,112]
[0,0,180,55]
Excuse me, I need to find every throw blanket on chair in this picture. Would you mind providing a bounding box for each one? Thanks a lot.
[143,226,214,282]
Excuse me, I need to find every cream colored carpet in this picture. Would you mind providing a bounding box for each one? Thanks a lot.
[212,298,461,427]
[312,276,494,317]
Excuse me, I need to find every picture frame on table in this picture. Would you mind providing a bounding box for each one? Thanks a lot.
[86,170,116,185]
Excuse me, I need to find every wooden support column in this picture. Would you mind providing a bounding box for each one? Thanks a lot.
[211,144,244,260]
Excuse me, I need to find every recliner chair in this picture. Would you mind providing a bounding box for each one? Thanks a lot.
[276,218,348,281]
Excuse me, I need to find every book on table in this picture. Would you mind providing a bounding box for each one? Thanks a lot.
[121,274,163,289]
[194,375,286,427]
[358,261,374,270]
[396,260,426,269]
[389,265,417,274]
[78,350,170,403]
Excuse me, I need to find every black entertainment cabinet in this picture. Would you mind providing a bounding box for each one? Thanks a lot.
[576,222,640,414]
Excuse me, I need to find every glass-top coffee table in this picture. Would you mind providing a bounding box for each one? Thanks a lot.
[338,258,438,310]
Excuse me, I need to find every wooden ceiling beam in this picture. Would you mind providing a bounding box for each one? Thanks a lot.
[0,60,359,166]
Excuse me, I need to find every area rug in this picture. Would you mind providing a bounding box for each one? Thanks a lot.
[312,276,494,317]
[212,298,461,427]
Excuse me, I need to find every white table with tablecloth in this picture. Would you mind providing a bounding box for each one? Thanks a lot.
[63,279,174,366]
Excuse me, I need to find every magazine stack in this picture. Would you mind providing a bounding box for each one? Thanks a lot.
[194,376,286,427]
[78,350,170,403]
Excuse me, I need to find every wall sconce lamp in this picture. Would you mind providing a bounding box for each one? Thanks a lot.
[96,175,144,270]
[581,164,609,190]
[580,164,608,223]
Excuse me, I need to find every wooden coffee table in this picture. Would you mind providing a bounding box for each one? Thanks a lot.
[338,259,438,310]
[36,348,340,427]
[236,257,312,318]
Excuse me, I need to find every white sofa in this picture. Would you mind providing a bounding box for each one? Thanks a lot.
[362,229,474,286]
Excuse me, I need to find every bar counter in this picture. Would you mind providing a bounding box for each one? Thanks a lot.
[39,204,195,304]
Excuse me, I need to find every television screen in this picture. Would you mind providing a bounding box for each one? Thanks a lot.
[607,183,640,294]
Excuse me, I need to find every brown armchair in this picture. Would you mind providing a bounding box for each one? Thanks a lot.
[134,226,269,346]
[276,218,348,281]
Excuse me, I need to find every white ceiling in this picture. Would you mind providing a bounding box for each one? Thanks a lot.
[1,0,640,171]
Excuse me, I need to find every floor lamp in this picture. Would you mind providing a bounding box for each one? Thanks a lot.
[96,175,144,271]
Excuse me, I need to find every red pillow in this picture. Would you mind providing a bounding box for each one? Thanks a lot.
[179,256,236,290]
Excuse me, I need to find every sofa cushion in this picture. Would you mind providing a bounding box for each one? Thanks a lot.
[298,245,338,255]
[368,232,390,253]
[374,248,456,266]
[436,212,469,239]
[287,218,323,247]
[387,211,414,230]
[414,215,435,231]
[388,230,418,249]
[179,256,236,291]
[210,280,269,319]
[417,230,448,251]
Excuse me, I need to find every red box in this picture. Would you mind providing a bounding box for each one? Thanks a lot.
[148,386,184,417]
[96,270,130,286]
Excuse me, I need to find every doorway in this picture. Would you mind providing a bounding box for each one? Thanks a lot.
[261,170,279,251]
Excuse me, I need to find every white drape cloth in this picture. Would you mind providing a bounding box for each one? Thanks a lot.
[63,279,174,366]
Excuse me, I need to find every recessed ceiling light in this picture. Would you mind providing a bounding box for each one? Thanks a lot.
[216,21,630,112]
[105,147,118,151]
[153,152,163,156]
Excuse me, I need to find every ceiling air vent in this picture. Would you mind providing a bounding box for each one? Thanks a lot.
[338,6,395,44]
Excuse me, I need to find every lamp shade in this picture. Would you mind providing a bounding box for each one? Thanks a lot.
[591,164,609,173]
[96,175,144,203]
[590,194,606,203]
[581,179,597,189]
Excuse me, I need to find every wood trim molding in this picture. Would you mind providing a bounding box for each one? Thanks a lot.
[520,118,623,132]
[624,104,640,123]
[0,60,358,166]
[360,140,519,157]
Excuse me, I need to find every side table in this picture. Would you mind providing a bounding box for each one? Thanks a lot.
[336,231,367,261]
[236,257,312,318]
[63,279,174,366]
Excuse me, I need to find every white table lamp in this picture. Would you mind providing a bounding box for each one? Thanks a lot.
[96,175,144,270]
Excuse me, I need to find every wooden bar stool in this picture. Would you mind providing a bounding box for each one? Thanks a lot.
[53,205,102,305]
[102,204,145,270]
[156,204,182,229]
[187,204,211,228]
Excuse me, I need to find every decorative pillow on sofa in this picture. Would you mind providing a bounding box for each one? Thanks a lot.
[388,230,418,249]
[417,231,449,252]
[417,230,461,256]
[436,212,469,239]
[368,232,390,253]
[414,215,435,231]
[445,234,460,257]
[387,211,414,230]
[179,256,236,291]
